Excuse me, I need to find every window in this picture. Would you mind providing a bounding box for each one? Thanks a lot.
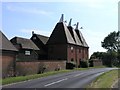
[25,51,30,55]
[71,47,73,53]
[71,58,74,62]
[79,59,81,61]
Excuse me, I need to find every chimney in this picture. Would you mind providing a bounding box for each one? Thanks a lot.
[59,14,64,22]
[32,31,34,35]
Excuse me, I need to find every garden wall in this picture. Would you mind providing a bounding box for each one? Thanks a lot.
[93,59,103,66]
[16,60,66,76]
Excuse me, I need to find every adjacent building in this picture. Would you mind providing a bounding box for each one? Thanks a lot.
[0,31,18,78]
[31,33,49,60]
[10,37,39,61]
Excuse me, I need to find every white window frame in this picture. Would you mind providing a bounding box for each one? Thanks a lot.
[25,50,30,55]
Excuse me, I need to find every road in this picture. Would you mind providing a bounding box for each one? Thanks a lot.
[2,68,117,89]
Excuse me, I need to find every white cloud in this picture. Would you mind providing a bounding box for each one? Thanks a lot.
[6,5,53,16]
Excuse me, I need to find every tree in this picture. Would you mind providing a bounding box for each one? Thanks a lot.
[101,31,119,52]
[90,52,104,60]
[89,31,119,67]
[101,31,120,67]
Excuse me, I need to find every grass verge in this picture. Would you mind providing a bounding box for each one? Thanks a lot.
[87,69,118,88]
[0,79,2,85]
[2,70,71,85]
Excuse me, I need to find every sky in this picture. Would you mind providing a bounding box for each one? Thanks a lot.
[1,0,119,57]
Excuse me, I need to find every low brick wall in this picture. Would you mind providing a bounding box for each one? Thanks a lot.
[93,60,103,66]
[1,55,16,78]
[16,60,66,76]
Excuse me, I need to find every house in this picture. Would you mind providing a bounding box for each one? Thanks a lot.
[0,31,18,78]
[10,37,39,61]
[46,14,89,67]
[31,32,49,60]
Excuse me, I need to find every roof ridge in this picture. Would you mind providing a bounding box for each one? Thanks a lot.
[34,34,49,38]
[14,36,30,40]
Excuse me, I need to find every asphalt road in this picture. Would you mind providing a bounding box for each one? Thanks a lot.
[2,68,117,89]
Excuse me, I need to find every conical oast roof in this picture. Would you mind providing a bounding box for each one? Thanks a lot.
[67,19,83,46]
[47,14,75,45]
[47,22,76,45]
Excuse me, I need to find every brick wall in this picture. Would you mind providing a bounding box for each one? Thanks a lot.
[67,45,76,63]
[76,47,83,67]
[1,54,16,78]
[16,60,66,76]
[93,59,103,66]
[84,48,89,60]
[67,45,88,67]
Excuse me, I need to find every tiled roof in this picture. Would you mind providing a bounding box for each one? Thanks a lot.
[11,37,39,50]
[0,31,18,51]
[47,15,88,47]
[47,22,76,45]
[35,34,49,44]
[75,29,89,47]
[67,26,83,46]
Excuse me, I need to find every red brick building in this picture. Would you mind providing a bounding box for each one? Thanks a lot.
[47,14,89,67]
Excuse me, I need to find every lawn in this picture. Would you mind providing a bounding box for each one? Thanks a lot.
[87,69,119,88]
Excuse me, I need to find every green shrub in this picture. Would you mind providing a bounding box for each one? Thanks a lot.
[79,61,88,68]
[66,62,76,69]
[89,60,93,67]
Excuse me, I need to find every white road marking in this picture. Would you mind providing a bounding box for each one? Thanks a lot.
[44,78,68,87]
